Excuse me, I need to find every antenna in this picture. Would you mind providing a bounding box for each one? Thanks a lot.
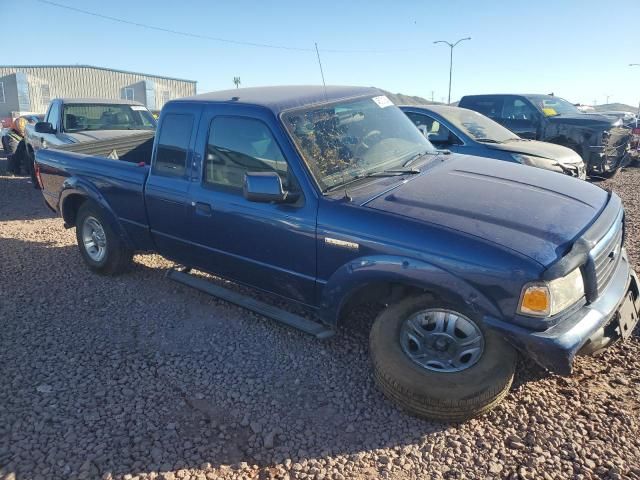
[339,169,352,202]
[315,42,327,99]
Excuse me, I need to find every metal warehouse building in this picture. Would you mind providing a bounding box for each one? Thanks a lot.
[0,65,197,118]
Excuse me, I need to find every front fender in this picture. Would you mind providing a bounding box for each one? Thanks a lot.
[318,255,503,326]
[59,179,135,250]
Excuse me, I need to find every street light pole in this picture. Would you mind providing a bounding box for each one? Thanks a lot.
[434,37,471,104]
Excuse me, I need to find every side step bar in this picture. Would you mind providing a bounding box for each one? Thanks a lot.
[166,268,335,340]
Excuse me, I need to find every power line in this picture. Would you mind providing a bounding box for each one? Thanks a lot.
[315,43,327,99]
[36,0,311,51]
[35,0,418,54]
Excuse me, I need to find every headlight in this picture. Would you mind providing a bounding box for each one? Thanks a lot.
[511,153,563,172]
[518,268,584,317]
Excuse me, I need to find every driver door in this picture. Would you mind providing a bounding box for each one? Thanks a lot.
[499,97,539,139]
[187,106,318,305]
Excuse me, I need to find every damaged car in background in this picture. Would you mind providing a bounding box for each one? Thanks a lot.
[401,105,586,179]
[459,93,632,175]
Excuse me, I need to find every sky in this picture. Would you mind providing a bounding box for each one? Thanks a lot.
[3,0,640,107]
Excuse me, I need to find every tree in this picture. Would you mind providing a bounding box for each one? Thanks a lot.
[233,77,241,89]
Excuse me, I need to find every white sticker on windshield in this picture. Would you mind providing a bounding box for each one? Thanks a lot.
[130,106,147,111]
[372,95,394,108]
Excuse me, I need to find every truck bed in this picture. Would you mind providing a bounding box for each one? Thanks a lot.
[35,143,154,251]
[55,131,155,164]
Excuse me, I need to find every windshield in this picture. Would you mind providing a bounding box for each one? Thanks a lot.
[529,96,580,117]
[62,104,157,132]
[282,95,436,191]
[444,108,519,143]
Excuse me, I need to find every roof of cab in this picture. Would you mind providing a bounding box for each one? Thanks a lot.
[174,85,381,114]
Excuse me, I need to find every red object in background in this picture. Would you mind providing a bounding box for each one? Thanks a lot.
[1,117,12,129]
[632,128,640,135]
[35,163,44,189]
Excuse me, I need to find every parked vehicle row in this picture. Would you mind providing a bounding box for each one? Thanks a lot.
[458,93,632,175]
[34,86,640,421]
[401,105,586,179]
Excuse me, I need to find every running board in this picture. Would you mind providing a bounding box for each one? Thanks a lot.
[166,269,335,340]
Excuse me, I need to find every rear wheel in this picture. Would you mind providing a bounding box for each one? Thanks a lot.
[370,294,516,422]
[75,201,132,275]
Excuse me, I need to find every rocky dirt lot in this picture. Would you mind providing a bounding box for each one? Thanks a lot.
[0,153,639,480]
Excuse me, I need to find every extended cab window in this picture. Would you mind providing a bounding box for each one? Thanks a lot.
[204,117,289,190]
[153,113,194,177]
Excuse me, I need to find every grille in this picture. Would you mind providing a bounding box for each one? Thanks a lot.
[590,220,623,296]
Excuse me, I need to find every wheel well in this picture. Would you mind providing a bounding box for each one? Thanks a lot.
[338,281,427,323]
[61,195,87,227]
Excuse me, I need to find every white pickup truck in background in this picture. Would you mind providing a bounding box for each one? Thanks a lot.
[24,98,156,166]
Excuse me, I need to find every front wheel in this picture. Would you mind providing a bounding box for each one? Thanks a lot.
[75,201,132,275]
[370,295,516,422]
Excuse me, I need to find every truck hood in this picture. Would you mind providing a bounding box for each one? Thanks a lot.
[485,139,583,165]
[547,113,618,129]
[363,156,607,265]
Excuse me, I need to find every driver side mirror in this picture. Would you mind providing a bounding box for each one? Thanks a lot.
[35,122,55,134]
[243,171,292,203]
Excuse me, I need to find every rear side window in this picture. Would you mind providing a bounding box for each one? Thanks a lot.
[153,113,194,177]
[461,97,503,120]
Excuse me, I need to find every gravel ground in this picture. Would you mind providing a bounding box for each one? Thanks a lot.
[1,153,639,480]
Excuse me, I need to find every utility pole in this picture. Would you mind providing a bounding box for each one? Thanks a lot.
[631,64,640,117]
[431,91,434,103]
[433,37,471,104]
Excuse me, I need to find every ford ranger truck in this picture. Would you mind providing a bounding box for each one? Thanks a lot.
[35,86,640,421]
[458,94,631,175]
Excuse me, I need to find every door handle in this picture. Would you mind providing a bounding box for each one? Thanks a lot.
[194,201,212,216]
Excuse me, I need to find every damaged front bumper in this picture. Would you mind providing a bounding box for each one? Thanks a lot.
[484,249,639,375]
[588,127,632,173]
[560,162,587,180]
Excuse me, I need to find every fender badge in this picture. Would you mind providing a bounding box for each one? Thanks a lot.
[325,237,359,251]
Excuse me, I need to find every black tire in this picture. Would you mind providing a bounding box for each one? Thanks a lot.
[75,201,133,275]
[370,294,516,422]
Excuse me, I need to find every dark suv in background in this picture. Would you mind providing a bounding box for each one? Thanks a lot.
[459,94,631,175]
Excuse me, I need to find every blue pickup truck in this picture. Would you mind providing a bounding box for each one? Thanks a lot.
[35,86,639,421]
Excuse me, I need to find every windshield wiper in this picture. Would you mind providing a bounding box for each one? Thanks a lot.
[402,150,438,167]
[322,168,420,194]
[369,168,420,177]
[475,138,501,144]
